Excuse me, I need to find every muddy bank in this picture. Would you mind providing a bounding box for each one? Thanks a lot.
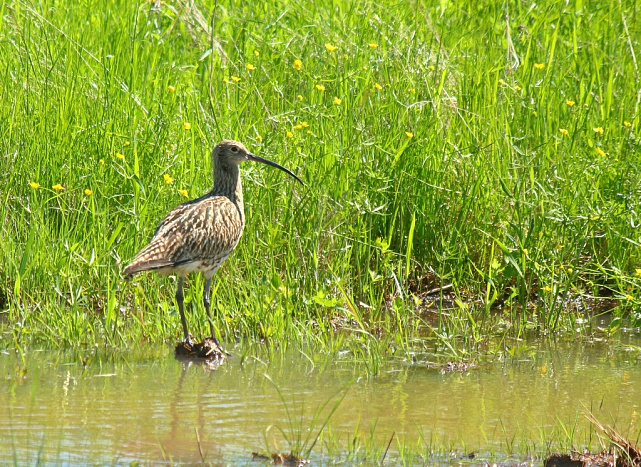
[545,412,641,467]
[174,337,227,360]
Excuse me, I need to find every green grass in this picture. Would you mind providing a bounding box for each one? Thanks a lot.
[1,0,640,356]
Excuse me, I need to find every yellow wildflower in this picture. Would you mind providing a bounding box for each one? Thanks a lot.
[178,189,189,198]
[566,100,575,106]
[593,127,604,134]
[325,43,337,51]
[297,94,303,101]
[84,188,93,196]
[116,153,125,160]
[286,131,293,138]
[405,131,414,138]
[246,63,255,70]
[315,84,325,91]
[254,51,259,57]
[635,268,641,277]
[164,174,173,184]
[29,182,40,189]
[293,59,302,70]
[231,76,241,82]
[99,159,105,165]
[374,83,383,90]
[369,43,378,48]
[293,124,303,130]
[301,122,309,128]
[596,147,606,156]
[498,79,506,86]
[559,128,568,135]
[333,96,342,105]
[409,88,416,94]
[624,121,632,127]
[256,135,262,143]
[555,244,563,250]
[515,85,522,91]
[168,85,175,93]
[523,248,529,257]
[183,122,191,130]
[542,286,552,292]
[52,184,65,191]
[427,65,435,71]
[626,294,634,300]
[534,63,545,69]
[124,141,130,146]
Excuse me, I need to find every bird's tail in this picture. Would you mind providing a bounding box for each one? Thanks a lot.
[123,259,175,279]
[123,240,176,279]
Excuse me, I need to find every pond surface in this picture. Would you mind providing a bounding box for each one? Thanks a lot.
[2,338,641,465]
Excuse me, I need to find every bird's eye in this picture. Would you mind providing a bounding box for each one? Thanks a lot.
[231,146,239,153]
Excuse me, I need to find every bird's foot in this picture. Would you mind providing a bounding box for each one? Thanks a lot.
[202,335,231,358]
[175,334,229,360]
[184,334,197,347]
[174,335,196,354]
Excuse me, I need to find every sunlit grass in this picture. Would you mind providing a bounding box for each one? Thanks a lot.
[1,0,640,358]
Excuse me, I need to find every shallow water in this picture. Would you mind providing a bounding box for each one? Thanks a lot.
[2,338,641,465]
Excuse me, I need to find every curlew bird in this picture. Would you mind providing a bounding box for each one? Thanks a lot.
[124,140,302,352]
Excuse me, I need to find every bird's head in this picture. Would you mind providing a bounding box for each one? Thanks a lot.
[212,139,303,184]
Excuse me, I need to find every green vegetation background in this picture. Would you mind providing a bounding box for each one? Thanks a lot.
[1,0,640,353]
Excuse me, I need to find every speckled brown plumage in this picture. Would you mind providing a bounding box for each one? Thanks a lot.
[124,186,244,279]
[123,140,302,352]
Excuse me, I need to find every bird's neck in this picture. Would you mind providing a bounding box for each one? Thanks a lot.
[211,162,244,211]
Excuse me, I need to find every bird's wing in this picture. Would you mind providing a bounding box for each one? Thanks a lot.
[152,199,198,238]
[123,196,244,277]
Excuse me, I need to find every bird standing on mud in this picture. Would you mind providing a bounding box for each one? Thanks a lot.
[124,140,303,355]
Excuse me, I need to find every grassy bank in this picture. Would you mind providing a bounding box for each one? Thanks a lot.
[1,0,640,354]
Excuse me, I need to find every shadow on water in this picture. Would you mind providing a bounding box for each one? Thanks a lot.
[2,336,641,465]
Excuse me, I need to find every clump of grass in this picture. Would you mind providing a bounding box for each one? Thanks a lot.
[1,0,640,359]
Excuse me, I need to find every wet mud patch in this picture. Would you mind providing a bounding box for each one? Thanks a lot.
[545,410,641,467]
[544,451,635,467]
[174,337,227,361]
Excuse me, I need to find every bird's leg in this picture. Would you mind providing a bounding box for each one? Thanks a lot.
[203,277,221,347]
[203,278,214,337]
[176,277,193,346]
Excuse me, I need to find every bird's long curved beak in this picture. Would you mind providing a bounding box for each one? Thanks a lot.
[247,153,304,185]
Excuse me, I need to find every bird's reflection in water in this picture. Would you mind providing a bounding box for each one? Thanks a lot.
[161,354,225,462]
